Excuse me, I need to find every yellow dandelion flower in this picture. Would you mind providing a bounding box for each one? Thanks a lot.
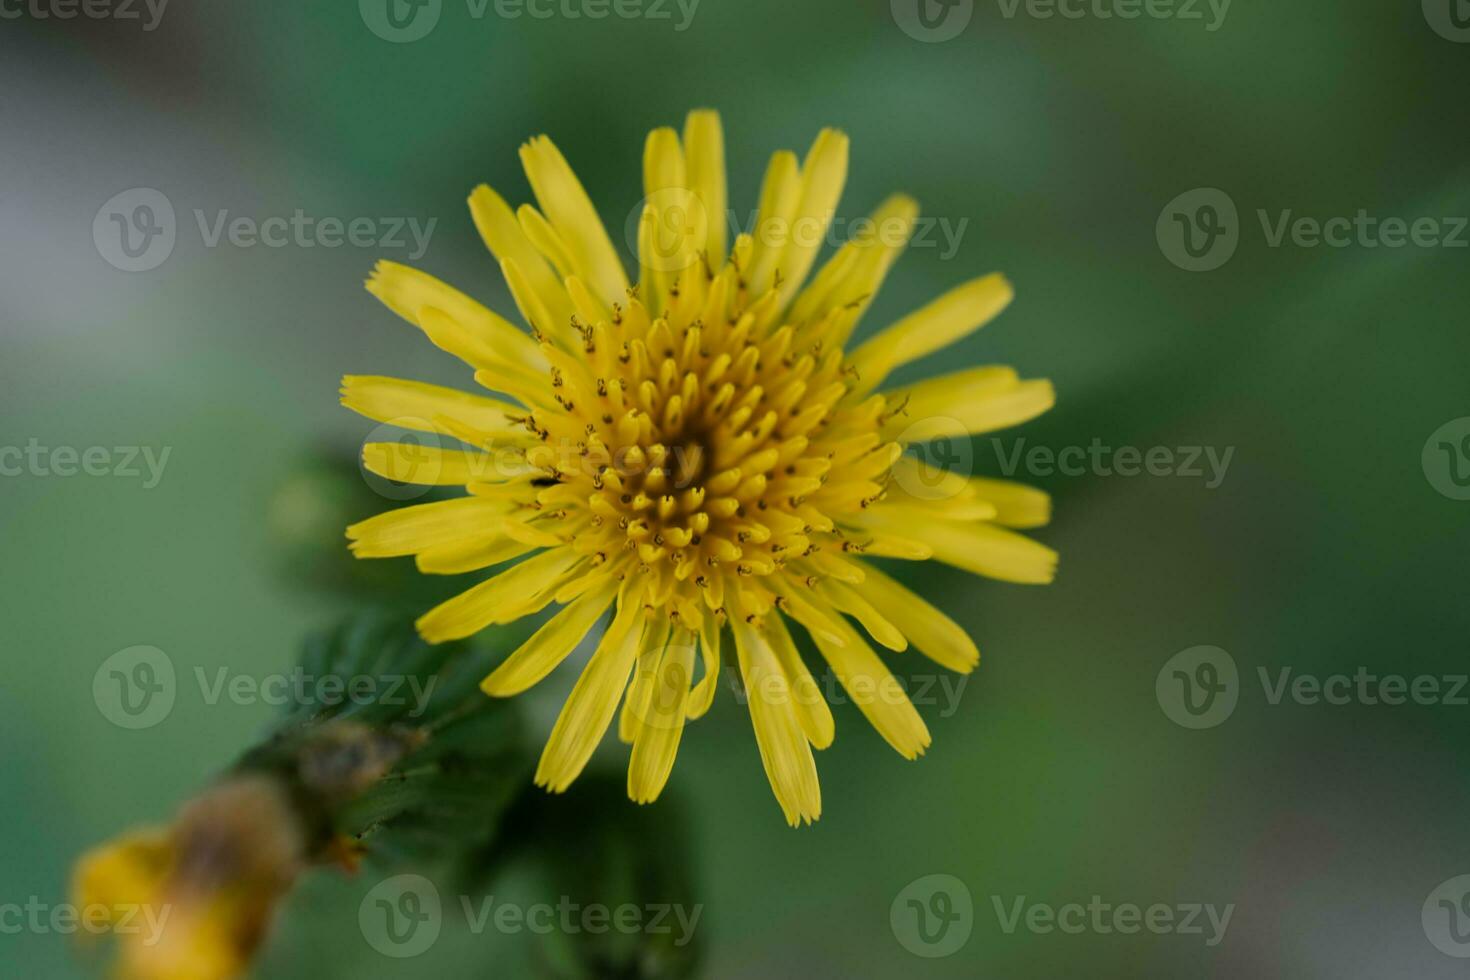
[345,110,1057,826]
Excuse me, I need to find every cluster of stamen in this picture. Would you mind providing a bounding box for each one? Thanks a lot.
[513,253,898,629]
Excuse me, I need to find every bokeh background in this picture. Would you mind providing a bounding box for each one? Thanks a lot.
[4,0,1470,975]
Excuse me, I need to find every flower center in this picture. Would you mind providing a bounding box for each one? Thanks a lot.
[517,260,895,623]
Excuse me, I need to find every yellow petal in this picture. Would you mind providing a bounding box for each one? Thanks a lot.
[731,612,822,826]
[744,150,802,297]
[535,602,646,793]
[341,375,526,439]
[882,368,1054,442]
[481,579,617,696]
[686,614,722,720]
[500,256,575,348]
[519,136,630,309]
[770,129,850,315]
[501,518,568,549]
[809,614,932,761]
[365,260,544,370]
[816,578,909,653]
[862,499,998,534]
[966,476,1052,529]
[850,563,979,673]
[72,828,172,915]
[683,109,728,267]
[619,618,670,744]
[886,458,1051,528]
[416,547,582,643]
[851,532,934,561]
[855,509,1057,584]
[628,628,696,803]
[638,172,709,313]
[886,454,972,502]
[517,203,577,275]
[361,443,495,487]
[849,273,1014,396]
[468,184,577,336]
[766,615,835,750]
[766,575,848,647]
[790,194,918,339]
[416,533,537,575]
[347,496,523,558]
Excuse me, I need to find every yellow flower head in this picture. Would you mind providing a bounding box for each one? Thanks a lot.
[345,110,1056,825]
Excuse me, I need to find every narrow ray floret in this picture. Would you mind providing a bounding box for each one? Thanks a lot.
[343,110,1057,825]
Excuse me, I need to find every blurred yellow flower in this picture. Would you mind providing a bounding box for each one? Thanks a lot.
[73,777,304,980]
[345,110,1056,825]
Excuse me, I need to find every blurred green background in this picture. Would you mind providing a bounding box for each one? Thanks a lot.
[4,0,1470,975]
